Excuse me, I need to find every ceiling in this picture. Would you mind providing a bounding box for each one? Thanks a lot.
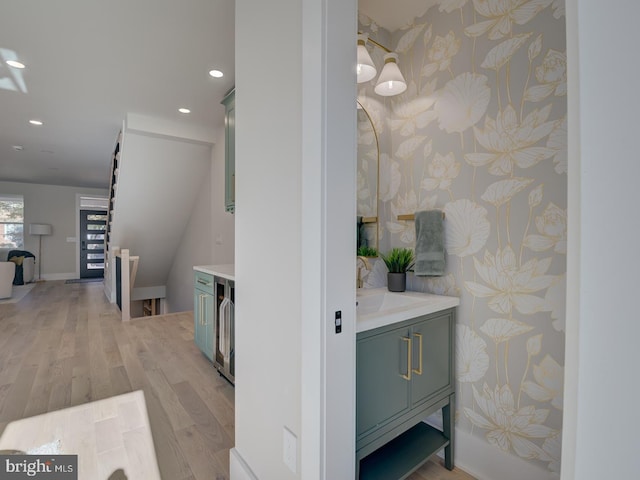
[0,1,429,190]
[359,0,437,32]
[0,0,235,189]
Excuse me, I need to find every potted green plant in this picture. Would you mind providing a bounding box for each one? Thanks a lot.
[380,247,414,292]
[357,246,378,257]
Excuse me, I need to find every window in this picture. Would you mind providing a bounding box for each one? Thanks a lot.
[0,195,24,248]
[79,196,108,210]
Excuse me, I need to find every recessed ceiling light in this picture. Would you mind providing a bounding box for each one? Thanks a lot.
[209,69,224,78]
[12,145,24,151]
[178,108,191,114]
[29,119,43,126]
[6,60,25,69]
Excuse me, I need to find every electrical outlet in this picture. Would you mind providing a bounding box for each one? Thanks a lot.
[283,427,297,473]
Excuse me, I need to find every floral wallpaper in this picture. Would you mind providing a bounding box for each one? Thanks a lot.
[358,0,566,474]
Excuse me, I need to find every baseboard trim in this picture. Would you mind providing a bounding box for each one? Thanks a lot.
[453,428,559,480]
[229,428,560,480]
[230,448,259,480]
[230,426,557,480]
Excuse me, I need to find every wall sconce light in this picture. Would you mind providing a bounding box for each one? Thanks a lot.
[357,33,407,97]
[357,34,377,83]
[375,53,406,96]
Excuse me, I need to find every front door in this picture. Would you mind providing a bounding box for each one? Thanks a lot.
[80,209,106,278]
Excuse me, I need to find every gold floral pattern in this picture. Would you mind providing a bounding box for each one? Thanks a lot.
[439,0,469,13]
[457,325,490,382]
[390,80,438,137]
[464,383,558,459]
[466,246,554,314]
[465,105,558,176]
[443,199,491,257]
[434,72,491,133]
[524,202,567,254]
[522,354,564,410]
[525,49,567,102]
[422,152,461,191]
[465,0,554,40]
[423,31,461,77]
[480,317,533,343]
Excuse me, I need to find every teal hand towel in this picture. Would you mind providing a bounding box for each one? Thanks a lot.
[414,210,445,276]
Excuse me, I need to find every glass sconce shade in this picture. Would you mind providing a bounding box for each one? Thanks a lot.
[357,34,377,83]
[374,53,407,96]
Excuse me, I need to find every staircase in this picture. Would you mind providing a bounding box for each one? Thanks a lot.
[104,113,213,319]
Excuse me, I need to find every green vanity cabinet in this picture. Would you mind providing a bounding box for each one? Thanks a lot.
[357,327,414,436]
[221,88,235,213]
[194,271,215,361]
[356,308,456,480]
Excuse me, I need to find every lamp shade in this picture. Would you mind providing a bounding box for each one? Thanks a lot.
[356,34,377,84]
[29,223,52,236]
[374,53,407,96]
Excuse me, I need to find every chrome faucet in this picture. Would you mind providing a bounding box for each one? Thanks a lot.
[356,256,372,289]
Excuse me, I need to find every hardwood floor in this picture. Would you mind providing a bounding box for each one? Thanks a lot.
[0,281,473,480]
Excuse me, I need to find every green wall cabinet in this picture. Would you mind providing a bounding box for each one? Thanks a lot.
[356,308,456,480]
[221,88,235,213]
[194,271,215,361]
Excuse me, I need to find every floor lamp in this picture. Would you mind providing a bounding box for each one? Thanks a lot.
[29,223,52,281]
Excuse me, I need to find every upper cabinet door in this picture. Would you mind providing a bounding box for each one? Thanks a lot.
[222,88,235,213]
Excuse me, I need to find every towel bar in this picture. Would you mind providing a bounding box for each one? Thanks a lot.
[397,212,444,221]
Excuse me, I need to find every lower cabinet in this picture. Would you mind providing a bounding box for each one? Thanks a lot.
[194,271,215,361]
[356,308,456,480]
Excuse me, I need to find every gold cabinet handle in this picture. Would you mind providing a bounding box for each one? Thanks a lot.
[412,332,423,375]
[401,337,412,381]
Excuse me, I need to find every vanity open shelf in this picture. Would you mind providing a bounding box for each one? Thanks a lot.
[359,421,450,480]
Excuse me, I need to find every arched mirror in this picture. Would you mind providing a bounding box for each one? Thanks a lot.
[356,101,379,253]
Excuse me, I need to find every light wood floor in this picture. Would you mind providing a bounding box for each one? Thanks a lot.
[0,281,473,480]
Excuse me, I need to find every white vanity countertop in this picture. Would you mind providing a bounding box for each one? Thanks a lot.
[193,263,235,281]
[356,288,460,333]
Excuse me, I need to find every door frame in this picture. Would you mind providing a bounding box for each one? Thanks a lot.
[75,195,108,279]
[79,208,107,278]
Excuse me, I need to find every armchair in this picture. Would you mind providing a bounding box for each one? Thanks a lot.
[0,262,16,299]
[6,250,36,285]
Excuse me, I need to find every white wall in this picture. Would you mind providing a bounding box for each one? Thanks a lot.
[563,1,640,478]
[110,126,212,288]
[0,181,107,279]
[233,0,356,478]
[165,127,235,313]
[234,1,303,477]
